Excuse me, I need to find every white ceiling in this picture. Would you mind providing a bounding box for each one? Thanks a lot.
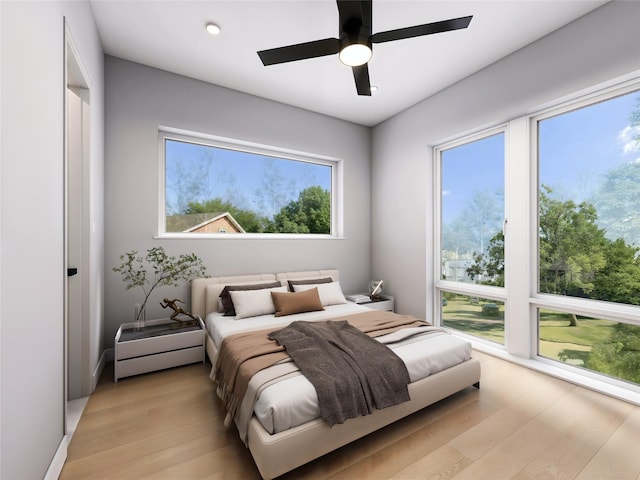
[89,0,608,127]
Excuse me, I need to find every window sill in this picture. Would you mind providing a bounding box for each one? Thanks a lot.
[155,233,346,240]
[466,339,640,407]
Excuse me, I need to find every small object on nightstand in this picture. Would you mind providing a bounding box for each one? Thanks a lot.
[347,293,394,312]
[159,297,198,329]
[346,294,371,304]
[368,280,384,300]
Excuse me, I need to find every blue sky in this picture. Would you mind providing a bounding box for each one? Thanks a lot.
[166,89,639,227]
[442,89,640,226]
[165,140,332,217]
[539,91,640,202]
[441,132,504,224]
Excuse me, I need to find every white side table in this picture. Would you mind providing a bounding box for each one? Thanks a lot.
[114,317,205,382]
[347,294,395,312]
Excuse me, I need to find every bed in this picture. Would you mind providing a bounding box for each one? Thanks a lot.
[191,270,481,479]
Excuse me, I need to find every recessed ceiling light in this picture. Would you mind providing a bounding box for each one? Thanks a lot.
[206,23,221,35]
[370,85,379,93]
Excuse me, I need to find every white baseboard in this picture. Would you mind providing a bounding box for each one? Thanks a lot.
[43,436,67,480]
[91,349,108,391]
[104,346,114,363]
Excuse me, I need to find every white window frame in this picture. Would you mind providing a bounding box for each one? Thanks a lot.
[433,126,508,349]
[157,127,343,239]
[530,80,640,393]
[432,74,640,403]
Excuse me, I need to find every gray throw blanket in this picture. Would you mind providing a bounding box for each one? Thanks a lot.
[268,320,411,426]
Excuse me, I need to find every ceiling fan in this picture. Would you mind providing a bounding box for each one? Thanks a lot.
[257,0,472,96]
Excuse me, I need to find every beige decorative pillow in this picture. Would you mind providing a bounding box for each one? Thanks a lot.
[229,286,288,319]
[293,281,347,306]
[219,281,282,316]
[271,288,325,317]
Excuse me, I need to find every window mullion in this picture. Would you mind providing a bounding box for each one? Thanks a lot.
[504,116,534,358]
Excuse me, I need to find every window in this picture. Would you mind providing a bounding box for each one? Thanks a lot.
[160,130,339,236]
[440,133,505,286]
[433,78,640,399]
[436,131,506,345]
[536,86,640,385]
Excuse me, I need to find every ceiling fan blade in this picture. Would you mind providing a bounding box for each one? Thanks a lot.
[258,38,340,66]
[361,0,372,33]
[352,64,371,96]
[337,0,372,36]
[371,15,472,44]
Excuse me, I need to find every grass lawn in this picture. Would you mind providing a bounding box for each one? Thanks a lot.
[442,297,617,363]
[442,297,505,345]
[442,295,639,385]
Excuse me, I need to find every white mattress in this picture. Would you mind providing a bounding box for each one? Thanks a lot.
[206,304,472,434]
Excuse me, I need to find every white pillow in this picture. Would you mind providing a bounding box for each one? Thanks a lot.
[293,281,347,306]
[229,286,288,319]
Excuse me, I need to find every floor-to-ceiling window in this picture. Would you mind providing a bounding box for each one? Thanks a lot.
[434,78,640,396]
[535,85,640,387]
[436,130,506,346]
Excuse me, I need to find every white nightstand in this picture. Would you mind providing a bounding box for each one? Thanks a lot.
[114,317,205,382]
[347,294,395,312]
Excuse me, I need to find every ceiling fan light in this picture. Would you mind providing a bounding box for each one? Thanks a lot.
[339,43,372,67]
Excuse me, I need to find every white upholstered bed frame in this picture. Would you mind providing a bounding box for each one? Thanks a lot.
[191,270,481,479]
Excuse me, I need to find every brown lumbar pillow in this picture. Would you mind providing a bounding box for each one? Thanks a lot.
[271,288,325,317]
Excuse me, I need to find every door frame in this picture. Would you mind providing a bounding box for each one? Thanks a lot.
[64,17,92,421]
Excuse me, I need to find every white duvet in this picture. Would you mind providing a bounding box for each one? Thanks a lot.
[206,304,472,434]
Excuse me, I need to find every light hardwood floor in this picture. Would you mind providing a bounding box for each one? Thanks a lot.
[60,352,640,479]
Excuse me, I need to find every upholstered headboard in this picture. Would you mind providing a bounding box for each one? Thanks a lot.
[275,270,339,283]
[190,269,339,319]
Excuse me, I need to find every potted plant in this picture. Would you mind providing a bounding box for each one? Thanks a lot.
[113,246,207,329]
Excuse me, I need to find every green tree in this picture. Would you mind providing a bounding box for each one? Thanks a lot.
[184,198,266,233]
[539,185,607,299]
[591,238,640,305]
[466,232,504,286]
[269,186,330,234]
[585,322,640,384]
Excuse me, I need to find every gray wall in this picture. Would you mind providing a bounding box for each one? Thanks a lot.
[0,1,104,478]
[104,57,371,344]
[371,1,640,319]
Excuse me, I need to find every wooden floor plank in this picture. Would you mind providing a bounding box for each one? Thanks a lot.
[60,354,640,480]
[518,386,634,480]
[450,418,562,480]
[322,396,496,480]
[575,407,640,480]
[388,444,471,480]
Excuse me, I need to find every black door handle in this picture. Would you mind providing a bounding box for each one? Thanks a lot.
[67,268,78,277]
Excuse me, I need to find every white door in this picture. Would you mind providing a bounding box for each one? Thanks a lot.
[66,86,89,400]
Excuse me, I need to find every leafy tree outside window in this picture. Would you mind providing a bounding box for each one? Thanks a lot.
[536,88,640,385]
[161,133,336,236]
[438,132,506,344]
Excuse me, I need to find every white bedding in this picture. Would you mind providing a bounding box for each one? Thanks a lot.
[206,304,472,434]
[206,302,372,348]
